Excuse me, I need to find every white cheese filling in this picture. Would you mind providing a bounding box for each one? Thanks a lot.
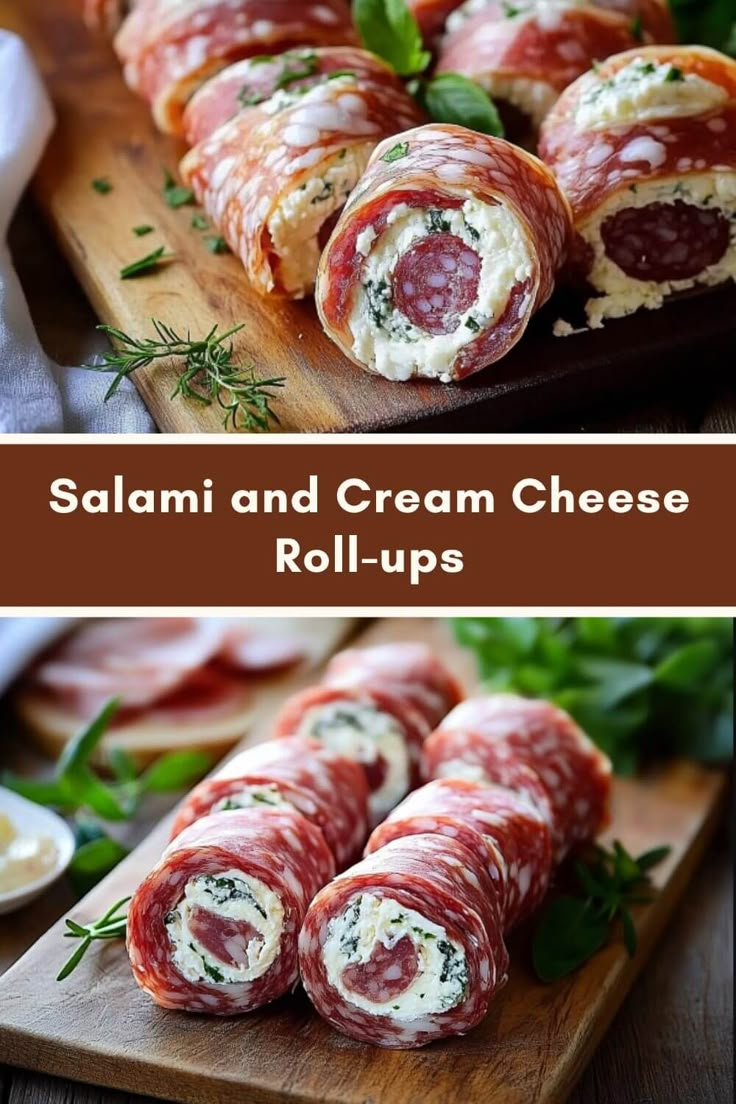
[269,146,370,297]
[213,784,294,813]
[476,74,559,132]
[575,58,728,132]
[582,173,736,328]
[165,869,284,985]
[322,893,468,1019]
[349,198,532,382]
[297,701,409,821]
[447,0,588,35]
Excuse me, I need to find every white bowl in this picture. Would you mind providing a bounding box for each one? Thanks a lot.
[0,787,76,914]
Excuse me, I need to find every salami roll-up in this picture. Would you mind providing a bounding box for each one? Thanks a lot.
[180,68,423,299]
[323,642,463,731]
[424,695,612,859]
[170,736,370,869]
[273,685,430,826]
[183,46,402,147]
[439,1,675,141]
[367,777,552,929]
[299,835,509,1048]
[127,808,334,1014]
[114,0,357,135]
[539,46,736,327]
[316,124,572,381]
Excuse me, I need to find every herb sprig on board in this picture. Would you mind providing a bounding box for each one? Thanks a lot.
[352,0,505,136]
[57,897,131,982]
[84,319,286,431]
[452,618,734,773]
[670,0,736,55]
[532,841,671,981]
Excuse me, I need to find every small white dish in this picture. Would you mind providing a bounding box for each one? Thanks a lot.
[0,786,76,915]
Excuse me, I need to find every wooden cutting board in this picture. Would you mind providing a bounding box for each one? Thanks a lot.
[4,0,736,433]
[0,618,727,1104]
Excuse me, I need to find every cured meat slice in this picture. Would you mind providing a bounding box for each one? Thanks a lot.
[315,123,572,382]
[438,1,675,141]
[274,643,460,824]
[180,65,423,299]
[323,642,463,731]
[423,695,612,859]
[182,46,403,146]
[407,0,466,42]
[273,685,430,826]
[538,45,736,327]
[299,834,509,1048]
[170,736,370,869]
[114,0,357,135]
[366,777,552,929]
[127,807,334,1013]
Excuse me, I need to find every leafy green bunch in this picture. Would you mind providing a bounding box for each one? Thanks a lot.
[669,0,736,56]
[532,840,670,981]
[353,0,505,136]
[4,700,213,894]
[452,618,733,773]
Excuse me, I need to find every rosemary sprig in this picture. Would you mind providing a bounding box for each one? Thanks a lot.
[57,896,131,981]
[86,319,286,431]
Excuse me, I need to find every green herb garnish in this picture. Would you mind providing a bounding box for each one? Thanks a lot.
[85,319,286,431]
[352,0,430,77]
[120,246,174,280]
[191,212,210,230]
[381,140,410,163]
[132,224,154,236]
[57,897,131,981]
[412,72,505,138]
[162,169,196,209]
[532,841,670,982]
[204,236,231,254]
[629,14,644,41]
[665,65,685,82]
[92,178,112,195]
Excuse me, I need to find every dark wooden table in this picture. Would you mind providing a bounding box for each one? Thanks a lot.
[0,718,732,1104]
[9,199,736,435]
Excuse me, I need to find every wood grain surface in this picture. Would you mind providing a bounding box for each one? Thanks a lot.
[0,618,728,1104]
[3,0,736,434]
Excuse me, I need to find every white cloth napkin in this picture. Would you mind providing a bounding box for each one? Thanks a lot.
[0,31,154,433]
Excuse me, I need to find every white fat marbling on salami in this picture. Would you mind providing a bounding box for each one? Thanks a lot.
[165,868,284,985]
[349,198,532,382]
[322,894,467,1019]
[575,57,728,131]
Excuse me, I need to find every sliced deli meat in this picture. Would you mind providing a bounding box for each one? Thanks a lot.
[180,54,424,298]
[114,0,357,135]
[315,124,572,382]
[273,642,462,824]
[127,807,335,1013]
[423,694,612,860]
[170,736,370,870]
[299,834,509,1048]
[439,1,675,141]
[366,777,553,929]
[539,45,736,327]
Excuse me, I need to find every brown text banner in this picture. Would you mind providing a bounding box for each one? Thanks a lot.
[0,442,732,607]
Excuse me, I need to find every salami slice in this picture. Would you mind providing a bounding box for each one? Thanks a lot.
[182,46,403,146]
[323,642,463,731]
[299,834,508,1048]
[438,1,675,141]
[273,684,430,826]
[170,736,370,869]
[315,124,572,382]
[126,807,335,1014]
[366,777,552,929]
[180,65,423,299]
[424,695,612,859]
[114,0,357,134]
[539,45,736,327]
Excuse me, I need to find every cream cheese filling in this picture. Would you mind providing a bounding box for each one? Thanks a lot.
[349,197,532,382]
[213,784,295,813]
[322,893,468,1019]
[165,869,284,985]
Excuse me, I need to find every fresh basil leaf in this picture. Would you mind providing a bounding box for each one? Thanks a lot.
[422,73,505,137]
[636,845,671,872]
[612,840,642,885]
[108,748,138,783]
[68,836,129,896]
[57,699,121,777]
[352,0,430,76]
[620,908,638,957]
[1,774,75,807]
[576,658,653,708]
[532,897,610,982]
[654,640,719,690]
[139,750,213,794]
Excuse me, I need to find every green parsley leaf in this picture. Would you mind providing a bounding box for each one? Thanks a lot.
[162,169,195,208]
[191,212,210,231]
[204,236,231,254]
[352,0,431,77]
[381,140,410,163]
[92,178,112,195]
[132,225,154,237]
